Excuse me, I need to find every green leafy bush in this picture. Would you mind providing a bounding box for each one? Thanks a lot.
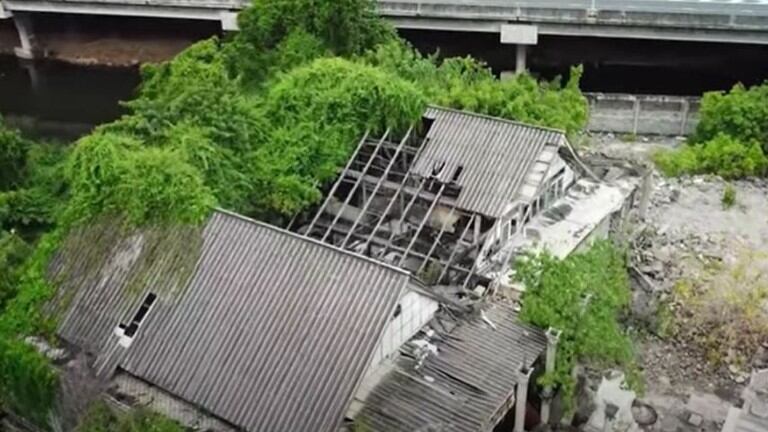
[111,38,269,153]
[65,132,215,226]
[0,117,29,191]
[264,57,425,135]
[0,230,66,426]
[229,0,394,83]
[0,143,70,235]
[693,82,768,152]
[0,337,58,426]
[76,401,185,432]
[363,41,588,135]
[515,241,635,399]
[654,134,768,179]
[0,230,31,309]
[250,57,425,218]
[722,184,737,209]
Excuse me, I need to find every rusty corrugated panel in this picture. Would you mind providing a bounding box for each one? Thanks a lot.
[52,210,410,432]
[415,107,565,218]
[357,303,547,432]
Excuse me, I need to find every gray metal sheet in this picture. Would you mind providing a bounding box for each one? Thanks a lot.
[358,303,547,432]
[52,210,410,432]
[414,107,564,218]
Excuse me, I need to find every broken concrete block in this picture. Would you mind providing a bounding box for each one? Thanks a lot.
[687,413,703,427]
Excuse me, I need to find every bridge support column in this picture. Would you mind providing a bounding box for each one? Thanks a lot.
[13,13,36,60]
[500,24,537,77]
[515,44,527,74]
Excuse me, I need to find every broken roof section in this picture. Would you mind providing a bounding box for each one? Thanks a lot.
[49,210,412,432]
[356,303,547,432]
[300,106,569,286]
[416,107,566,218]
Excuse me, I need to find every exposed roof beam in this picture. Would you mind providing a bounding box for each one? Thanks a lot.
[321,131,391,243]
[306,131,370,235]
[343,128,414,248]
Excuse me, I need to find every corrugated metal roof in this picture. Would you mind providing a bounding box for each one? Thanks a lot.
[51,209,410,432]
[414,107,565,218]
[357,303,547,432]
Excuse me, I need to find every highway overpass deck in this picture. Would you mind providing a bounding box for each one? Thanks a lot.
[2,0,768,59]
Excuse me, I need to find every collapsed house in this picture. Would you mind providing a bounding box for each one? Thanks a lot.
[299,106,642,295]
[25,107,643,432]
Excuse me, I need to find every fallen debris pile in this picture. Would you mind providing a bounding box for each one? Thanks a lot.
[631,175,768,387]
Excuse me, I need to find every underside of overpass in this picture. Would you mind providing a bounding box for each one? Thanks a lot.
[0,7,767,96]
[398,29,768,95]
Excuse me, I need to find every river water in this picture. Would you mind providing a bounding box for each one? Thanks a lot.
[2,35,765,141]
[0,55,140,140]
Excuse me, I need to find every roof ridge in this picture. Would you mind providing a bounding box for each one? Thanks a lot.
[212,208,413,278]
[426,105,568,135]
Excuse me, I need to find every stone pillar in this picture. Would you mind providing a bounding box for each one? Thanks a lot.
[514,367,533,432]
[516,44,527,74]
[20,61,41,93]
[13,13,36,59]
[540,328,562,425]
[631,97,640,136]
[638,170,653,220]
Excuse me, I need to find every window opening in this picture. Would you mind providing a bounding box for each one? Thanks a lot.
[451,165,464,183]
[120,292,157,340]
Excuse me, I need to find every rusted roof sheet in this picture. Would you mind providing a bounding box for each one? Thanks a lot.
[52,209,410,432]
[357,303,547,432]
[414,107,565,218]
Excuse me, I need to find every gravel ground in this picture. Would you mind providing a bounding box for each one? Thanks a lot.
[587,134,768,432]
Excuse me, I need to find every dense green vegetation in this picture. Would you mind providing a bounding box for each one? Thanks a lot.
[516,241,637,400]
[0,0,590,427]
[363,41,588,135]
[654,82,768,178]
[75,401,184,432]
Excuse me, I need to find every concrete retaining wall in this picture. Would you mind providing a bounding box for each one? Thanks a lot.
[586,93,700,136]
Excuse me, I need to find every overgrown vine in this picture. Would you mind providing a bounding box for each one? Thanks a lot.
[515,241,639,402]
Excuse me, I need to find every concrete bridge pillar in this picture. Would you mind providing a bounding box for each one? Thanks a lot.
[515,44,527,74]
[500,24,538,77]
[13,13,36,59]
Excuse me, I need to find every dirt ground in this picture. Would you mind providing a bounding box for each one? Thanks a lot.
[37,35,199,67]
[588,133,768,432]
[0,17,211,66]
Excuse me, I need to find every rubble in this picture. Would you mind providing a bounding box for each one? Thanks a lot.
[25,335,69,364]
[588,136,768,432]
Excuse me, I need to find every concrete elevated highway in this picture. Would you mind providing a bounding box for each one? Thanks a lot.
[2,0,768,62]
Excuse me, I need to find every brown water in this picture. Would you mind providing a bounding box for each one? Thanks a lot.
[0,55,140,140]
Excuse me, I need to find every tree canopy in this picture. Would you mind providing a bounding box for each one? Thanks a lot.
[516,241,637,400]
[655,81,768,179]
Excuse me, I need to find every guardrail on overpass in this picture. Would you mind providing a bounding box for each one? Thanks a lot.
[3,0,768,44]
[379,0,768,45]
